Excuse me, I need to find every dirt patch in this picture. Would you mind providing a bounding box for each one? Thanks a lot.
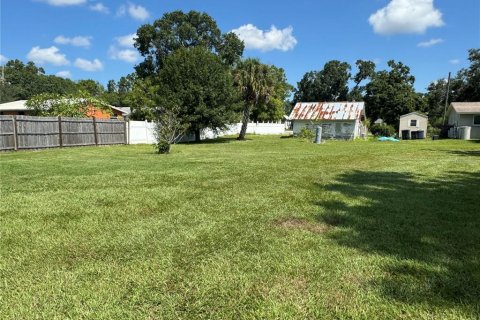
[275,217,331,234]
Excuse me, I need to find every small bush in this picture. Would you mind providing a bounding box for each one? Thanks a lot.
[428,125,441,137]
[370,123,396,137]
[298,127,315,141]
[155,140,171,154]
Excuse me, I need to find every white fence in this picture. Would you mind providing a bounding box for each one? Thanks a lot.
[127,120,155,144]
[127,121,286,144]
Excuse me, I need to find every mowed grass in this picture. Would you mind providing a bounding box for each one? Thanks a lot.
[1,136,479,319]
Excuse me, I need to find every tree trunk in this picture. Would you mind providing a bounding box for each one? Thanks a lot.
[237,104,252,140]
[194,128,201,143]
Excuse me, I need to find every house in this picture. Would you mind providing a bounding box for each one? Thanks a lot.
[398,112,428,139]
[447,102,480,140]
[0,100,129,119]
[288,102,366,139]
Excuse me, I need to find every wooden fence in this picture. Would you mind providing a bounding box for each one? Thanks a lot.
[0,115,126,151]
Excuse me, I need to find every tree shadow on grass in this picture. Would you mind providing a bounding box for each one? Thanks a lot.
[314,171,480,310]
[447,150,480,157]
[181,137,241,145]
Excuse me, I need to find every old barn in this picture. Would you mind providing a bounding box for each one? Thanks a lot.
[289,102,367,140]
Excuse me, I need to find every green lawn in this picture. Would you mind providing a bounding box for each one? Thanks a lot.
[1,136,479,319]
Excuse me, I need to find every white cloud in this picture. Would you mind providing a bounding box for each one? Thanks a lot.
[90,2,109,14]
[449,59,460,65]
[39,0,86,6]
[0,54,8,63]
[54,35,92,48]
[127,3,149,20]
[417,38,444,47]
[231,24,297,52]
[117,3,149,21]
[369,0,444,35]
[108,46,139,63]
[27,46,70,66]
[116,5,126,16]
[109,33,139,63]
[56,70,72,79]
[74,58,103,71]
[116,33,136,47]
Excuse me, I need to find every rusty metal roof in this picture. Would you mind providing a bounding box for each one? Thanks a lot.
[289,102,365,121]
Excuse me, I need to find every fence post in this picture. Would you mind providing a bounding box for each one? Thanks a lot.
[92,117,98,145]
[12,115,18,151]
[124,120,128,145]
[58,116,63,147]
[145,120,149,143]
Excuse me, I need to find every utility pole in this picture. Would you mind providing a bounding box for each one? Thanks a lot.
[442,72,451,125]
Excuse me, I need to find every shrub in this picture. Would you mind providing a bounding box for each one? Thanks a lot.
[370,123,396,137]
[428,125,441,137]
[298,127,315,141]
[155,140,171,154]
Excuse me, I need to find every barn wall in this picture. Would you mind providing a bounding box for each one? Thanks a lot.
[292,120,357,139]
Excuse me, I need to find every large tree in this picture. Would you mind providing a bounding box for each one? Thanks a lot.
[294,60,351,102]
[134,10,244,78]
[249,65,293,122]
[156,47,239,142]
[103,74,138,118]
[234,59,275,140]
[455,48,480,102]
[1,60,77,102]
[77,79,104,97]
[425,48,480,125]
[364,60,425,126]
[349,60,376,101]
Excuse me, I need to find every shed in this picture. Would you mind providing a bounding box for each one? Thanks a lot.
[398,112,428,139]
[288,102,366,139]
[447,102,480,140]
[0,100,129,119]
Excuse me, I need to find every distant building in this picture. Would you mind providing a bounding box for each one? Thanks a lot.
[0,100,129,119]
[447,102,480,140]
[289,102,366,139]
[398,112,428,139]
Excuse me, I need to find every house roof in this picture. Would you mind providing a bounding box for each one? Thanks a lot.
[400,111,428,119]
[449,102,480,114]
[0,100,128,115]
[289,102,365,121]
[0,100,28,111]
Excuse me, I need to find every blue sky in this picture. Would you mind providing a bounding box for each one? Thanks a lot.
[1,0,479,92]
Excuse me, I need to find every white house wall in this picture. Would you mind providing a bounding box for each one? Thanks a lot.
[447,110,480,139]
[398,114,428,137]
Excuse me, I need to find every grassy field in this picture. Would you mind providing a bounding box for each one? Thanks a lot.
[1,136,479,319]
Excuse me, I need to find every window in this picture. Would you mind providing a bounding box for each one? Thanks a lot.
[410,119,417,126]
[474,115,480,125]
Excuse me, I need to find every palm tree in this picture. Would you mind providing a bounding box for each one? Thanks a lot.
[234,59,274,140]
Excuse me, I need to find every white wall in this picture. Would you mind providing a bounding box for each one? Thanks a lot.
[127,121,286,144]
[398,114,428,137]
[127,120,155,144]
[292,120,363,140]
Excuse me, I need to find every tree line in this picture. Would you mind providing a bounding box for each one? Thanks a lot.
[1,10,478,149]
[294,50,479,126]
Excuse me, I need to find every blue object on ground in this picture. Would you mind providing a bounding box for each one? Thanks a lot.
[378,136,400,142]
